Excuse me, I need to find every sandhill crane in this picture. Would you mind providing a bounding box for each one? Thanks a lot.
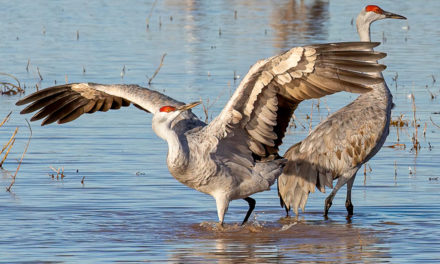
[278,5,406,217]
[16,42,387,226]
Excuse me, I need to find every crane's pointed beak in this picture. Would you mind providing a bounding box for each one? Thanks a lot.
[178,101,201,111]
[383,11,406,20]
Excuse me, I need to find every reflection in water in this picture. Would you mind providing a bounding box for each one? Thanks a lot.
[171,219,390,263]
[271,0,329,50]
[164,0,204,76]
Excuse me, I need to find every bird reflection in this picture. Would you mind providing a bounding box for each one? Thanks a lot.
[270,0,329,50]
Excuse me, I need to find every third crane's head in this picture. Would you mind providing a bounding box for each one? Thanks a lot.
[152,101,201,140]
[359,5,406,24]
[356,5,406,41]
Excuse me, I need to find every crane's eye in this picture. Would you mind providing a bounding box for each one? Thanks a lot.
[159,106,177,113]
[365,5,383,14]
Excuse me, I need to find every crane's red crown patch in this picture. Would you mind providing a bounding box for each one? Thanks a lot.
[365,5,383,14]
[159,106,177,113]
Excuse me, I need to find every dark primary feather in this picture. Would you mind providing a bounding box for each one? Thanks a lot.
[30,94,82,122]
[317,59,387,72]
[320,50,386,61]
[16,85,71,106]
[20,91,74,114]
[42,98,90,126]
[314,67,384,85]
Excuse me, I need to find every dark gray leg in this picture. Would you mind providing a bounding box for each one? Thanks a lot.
[284,205,290,218]
[324,176,351,216]
[242,197,256,225]
[324,196,333,217]
[345,176,356,216]
[279,196,290,217]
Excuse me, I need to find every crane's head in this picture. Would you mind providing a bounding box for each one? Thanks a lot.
[356,5,406,41]
[359,5,406,24]
[152,101,201,140]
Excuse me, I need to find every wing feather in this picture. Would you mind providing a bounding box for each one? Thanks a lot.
[42,98,89,125]
[111,96,123,109]
[90,99,105,113]
[59,106,86,124]
[100,96,113,112]
[83,100,97,113]
[317,59,386,72]
[30,94,82,122]
[320,50,386,61]
[314,67,384,85]
[20,91,76,114]
[16,86,71,106]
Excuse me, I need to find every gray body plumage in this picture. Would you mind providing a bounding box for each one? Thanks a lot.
[16,41,388,224]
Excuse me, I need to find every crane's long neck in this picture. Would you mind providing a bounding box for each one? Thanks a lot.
[356,16,372,42]
[165,129,189,168]
[356,14,392,103]
[152,117,190,172]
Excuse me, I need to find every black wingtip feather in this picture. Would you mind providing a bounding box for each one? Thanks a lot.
[15,85,73,106]
[30,94,82,122]
[41,99,88,126]
[19,92,75,115]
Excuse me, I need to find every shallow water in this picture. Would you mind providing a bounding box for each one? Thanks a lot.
[0,0,439,263]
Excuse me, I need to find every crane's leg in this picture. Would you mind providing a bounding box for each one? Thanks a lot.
[242,197,256,225]
[324,176,351,216]
[215,195,229,227]
[278,185,290,217]
[284,204,290,218]
[345,175,356,216]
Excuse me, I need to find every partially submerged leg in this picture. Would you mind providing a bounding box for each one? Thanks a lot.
[215,195,230,226]
[324,195,333,217]
[279,195,290,217]
[242,197,256,225]
[345,173,356,216]
[324,176,351,216]
[345,175,356,216]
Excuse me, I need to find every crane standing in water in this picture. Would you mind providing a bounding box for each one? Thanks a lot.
[278,5,406,217]
[16,41,387,226]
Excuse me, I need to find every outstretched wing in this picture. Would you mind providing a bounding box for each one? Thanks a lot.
[16,83,203,128]
[206,42,386,159]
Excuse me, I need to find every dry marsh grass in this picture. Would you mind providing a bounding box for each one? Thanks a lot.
[1,113,32,192]
[0,73,24,95]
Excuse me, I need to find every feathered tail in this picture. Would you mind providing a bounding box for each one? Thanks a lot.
[277,142,331,215]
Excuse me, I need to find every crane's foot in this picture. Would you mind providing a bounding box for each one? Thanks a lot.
[345,199,354,216]
[324,197,332,217]
[242,197,256,225]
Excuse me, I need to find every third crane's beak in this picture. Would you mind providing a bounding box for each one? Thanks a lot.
[178,101,201,111]
[383,10,406,20]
